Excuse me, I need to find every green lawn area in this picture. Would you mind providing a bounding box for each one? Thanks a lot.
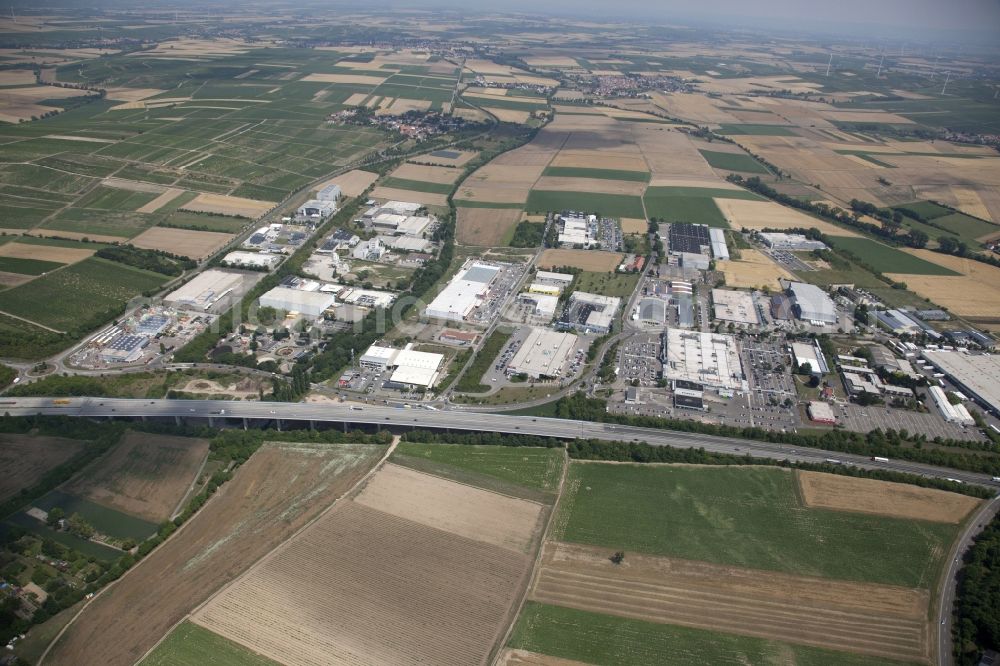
[392,443,564,492]
[454,328,512,393]
[575,271,639,298]
[552,464,958,587]
[508,603,905,666]
[828,236,959,275]
[30,489,157,540]
[0,256,167,331]
[41,208,156,239]
[0,256,64,275]
[698,149,768,174]
[526,191,645,218]
[643,186,761,226]
[542,166,650,182]
[379,177,453,195]
[140,621,281,666]
[716,124,797,136]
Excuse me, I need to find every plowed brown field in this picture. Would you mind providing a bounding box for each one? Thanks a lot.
[0,434,84,502]
[529,542,930,663]
[42,442,383,666]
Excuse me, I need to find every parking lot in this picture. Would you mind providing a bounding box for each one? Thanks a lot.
[763,248,815,272]
[618,334,662,385]
[465,262,527,326]
[835,402,985,442]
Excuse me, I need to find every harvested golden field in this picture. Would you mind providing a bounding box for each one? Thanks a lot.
[797,471,979,524]
[458,163,547,204]
[323,169,379,197]
[193,500,533,666]
[820,110,915,124]
[719,249,794,289]
[135,188,184,213]
[344,92,368,105]
[43,442,384,666]
[649,91,739,125]
[695,76,823,95]
[181,193,275,218]
[632,126,715,178]
[63,432,209,523]
[530,542,930,662]
[532,176,646,196]
[457,207,524,246]
[0,69,38,85]
[390,162,462,184]
[0,241,93,264]
[301,72,390,85]
[0,85,97,122]
[128,37,250,58]
[0,434,84,502]
[649,176,739,189]
[715,198,860,237]
[550,151,648,171]
[130,227,235,260]
[379,98,433,114]
[485,107,532,124]
[370,186,449,207]
[951,186,994,222]
[538,249,624,272]
[102,87,164,103]
[355,463,544,553]
[886,250,1000,318]
[621,218,648,234]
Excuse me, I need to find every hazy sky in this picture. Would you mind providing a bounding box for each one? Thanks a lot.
[405,0,1000,38]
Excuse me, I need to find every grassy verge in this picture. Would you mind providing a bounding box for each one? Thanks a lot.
[453,328,512,393]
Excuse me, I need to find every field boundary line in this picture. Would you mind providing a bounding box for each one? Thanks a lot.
[132,437,399,665]
[169,448,211,521]
[0,309,65,334]
[489,447,570,666]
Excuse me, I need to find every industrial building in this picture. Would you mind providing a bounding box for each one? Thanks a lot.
[558,215,596,247]
[165,270,244,312]
[520,292,560,319]
[535,271,574,288]
[559,292,622,334]
[99,333,149,363]
[807,401,836,424]
[660,329,746,391]
[712,289,759,326]
[759,233,827,251]
[528,283,561,297]
[678,252,710,271]
[927,385,975,425]
[667,222,711,255]
[222,251,282,271]
[873,309,940,338]
[709,228,729,260]
[791,341,829,375]
[424,262,500,322]
[359,343,443,388]
[787,282,837,325]
[352,238,385,261]
[377,235,432,253]
[317,184,342,202]
[507,328,578,379]
[373,213,432,237]
[638,297,668,326]
[297,199,336,219]
[259,286,336,317]
[921,350,1000,418]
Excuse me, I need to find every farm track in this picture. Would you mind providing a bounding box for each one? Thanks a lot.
[529,543,929,663]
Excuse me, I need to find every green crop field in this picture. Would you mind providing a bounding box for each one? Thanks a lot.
[574,271,639,298]
[542,166,650,182]
[552,464,958,587]
[932,212,1000,243]
[73,186,161,211]
[0,256,64,275]
[716,124,797,136]
[466,95,548,111]
[828,236,960,275]
[508,603,905,666]
[454,200,525,209]
[698,149,768,174]
[644,186,761,226]
[379,177,454,194]
[393,443,564,492]
[526,191,645,218]
[895,201,952,220]
[140,622,281,666]
[0,257,167,332]
[31,489,157,540]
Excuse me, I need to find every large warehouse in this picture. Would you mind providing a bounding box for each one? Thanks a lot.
[358,343,443,388]
[559,292,622,334]
[921,350,1000,418]
[712,289,759,325]
[788,282,837,325]
[507,328,578,379]
[165,269,245,312]
[660,329,746,391]
[424,262,500,321]
[259,286,336,317]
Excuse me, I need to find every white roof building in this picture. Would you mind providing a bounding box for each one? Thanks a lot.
[165,270,244,311]
[788,282,837,325]
[760,233,828,251]
[317,184,342,202]
[921,350,1000,418]
[222,251,282,270]
[297,199,336,219]
[360,345,397,370]
[396,216,432,237]
[712,289,758,325]
[424,262,500,322]
[352,238,385,261]
[791,341,830,375]
[259,287,336,317]
[558,216,595,247]
[661,329,746,391]
[928,385,975,425]
[709,228,729,260]
[521,293,560,318]
[381,201,422,215]
[535,270,574,285]
[507,328,578,379]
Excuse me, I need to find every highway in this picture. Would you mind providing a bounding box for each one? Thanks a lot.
[5,396,999,490]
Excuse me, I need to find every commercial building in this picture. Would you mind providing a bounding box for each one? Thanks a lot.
[928,385,975,425]
[921,350,1000,418]
[377,235,432,253]
[807,401,836,424]
[520,292,560,319]
[535,271,574,288]
[559,291,621,334]
[712,289,759,326]
[709,227,729,260]
[558,215,596,247]
[842,371,881,396]
[791,341,829,375]
[507,327,578,379]
[165,269,244,312]
[787,282,837,325]
[759,233,827,251]
[424,262,500,322]
[297,199,336,219]
[660,329,746,392]
[638,297,668,325]
[259,286,336,317]
[667,222,711,254]
[360,345,397,370]
[528,283,561,297]
[99,333,149,363]
[352,238,385,261]
[678,252,710,271]
[222,251,282,271]
[674,386,706,411]
[390,348,444,388]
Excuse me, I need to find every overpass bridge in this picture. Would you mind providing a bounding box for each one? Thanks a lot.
[5,396,998,490]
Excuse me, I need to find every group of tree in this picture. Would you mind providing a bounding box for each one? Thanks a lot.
[508,221,546,247]
[96,245,196,277]
[953,511,1000,665]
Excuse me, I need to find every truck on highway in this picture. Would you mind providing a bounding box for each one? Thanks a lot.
[824,458,841,465]
[52,399,71,406]
[871,456,890,463]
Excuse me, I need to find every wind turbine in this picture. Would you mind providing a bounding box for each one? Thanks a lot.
[876,53,885,78]
[941,71,951,96]
[825,53,834,77]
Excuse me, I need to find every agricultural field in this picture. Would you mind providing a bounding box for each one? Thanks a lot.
[190,459,549,666]
[62,431,210,523]
[828,236,960,275]
[719,249,795,289]
[542,166,650,182]
[0,256,63,275]
[716,198,859,237]
[0,433,85,502]
[698,149,768,174]
[525,191,644,218]
[884,249,1000,319]
[141,621,281,666]
[537,248,623,272]
[129,226,235,260]
[457,207,526,246]
[43,441,385,666]
[392,442,564,494]
[643,186,760,226]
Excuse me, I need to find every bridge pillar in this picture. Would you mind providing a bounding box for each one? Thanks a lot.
[343,420,348,433]
[243,418,248,430]
[174,415,181,427]
[309,420,315,431]
[208,417,215,428]
[140,414,147,422]
[275,419,282,432]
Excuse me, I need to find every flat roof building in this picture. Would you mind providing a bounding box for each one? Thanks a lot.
[165,270,244,312]
[558,215,596,247]
[807,401,836,424]
[928,384,975,425]
[638,297,668,325]
[560,291,622,334]
[360,345,397,370]
[788,282,837,325]
[791,341,829,375]
[359,344,444,388]
[317,184,342,202]
[921,351,1000,418]
[709,228,729,260]
[661,329,746,391]
[425,262,500,322]
[507,328,578,379]
[535,271,574,285]
[222,251,282,271]
[712,289,759,326]
[259,287,336,317]
[759,233,827,251]
[520,293,560,319]
[100,333,148,363]
[297,199,335,219]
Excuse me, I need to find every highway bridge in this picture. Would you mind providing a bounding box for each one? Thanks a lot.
[4,396,998,490]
